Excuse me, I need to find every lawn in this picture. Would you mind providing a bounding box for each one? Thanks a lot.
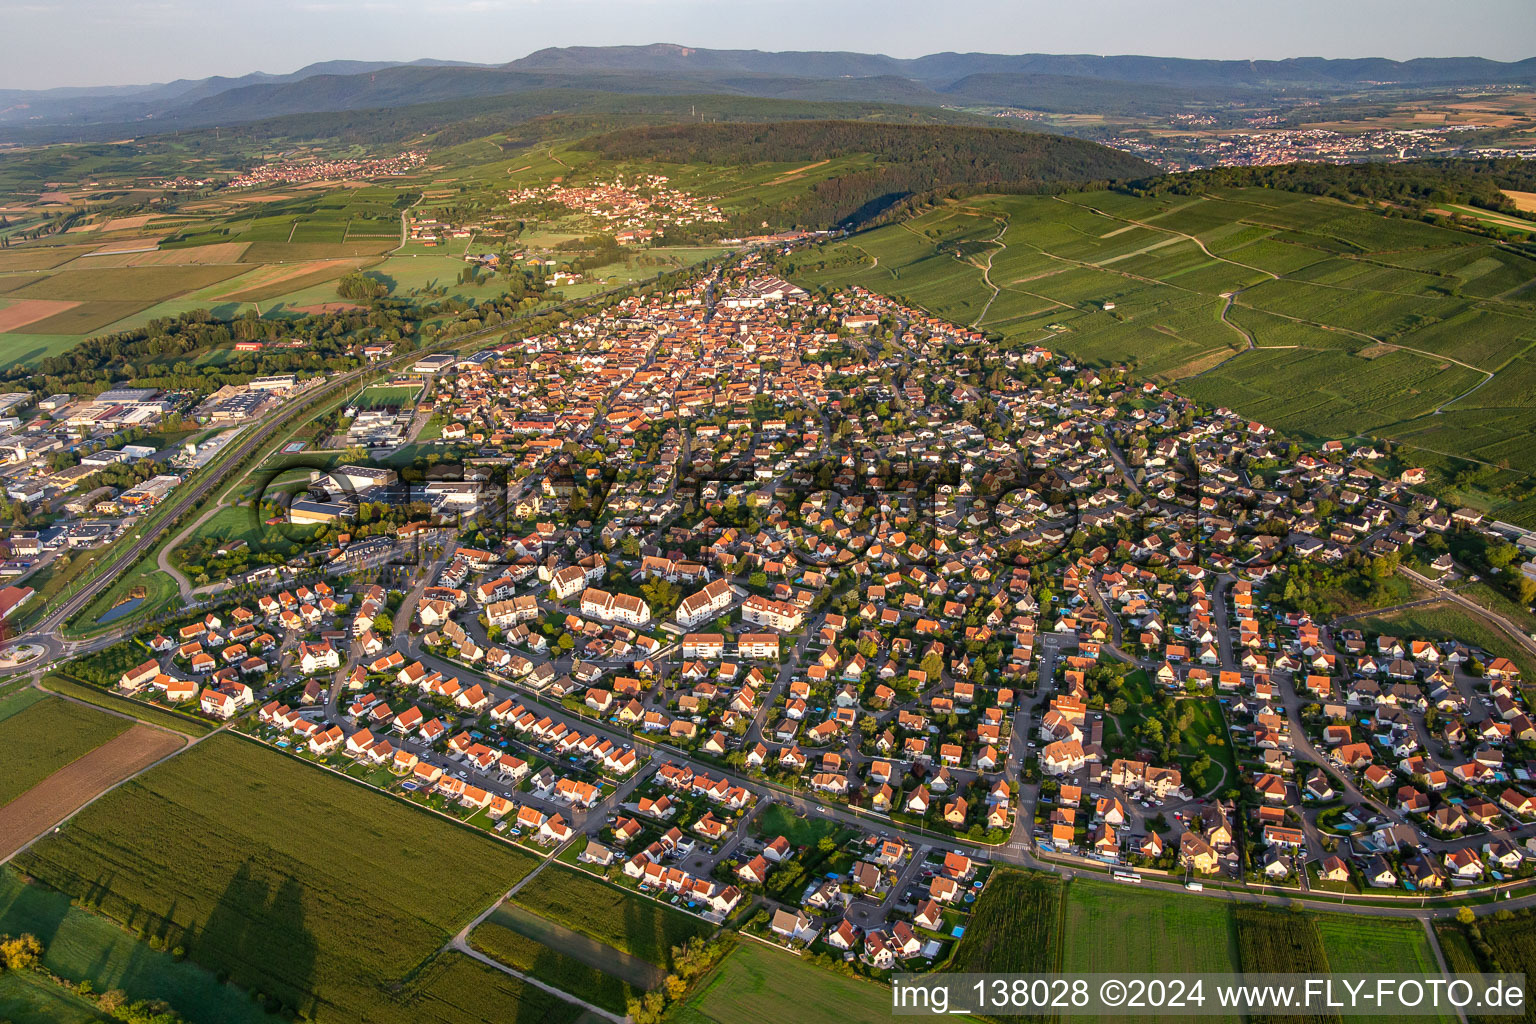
[509,865,715,969]
[1176,696,1240,797]
[12,734,540,1023]
[752,802,842,846]
[0,695,131,807]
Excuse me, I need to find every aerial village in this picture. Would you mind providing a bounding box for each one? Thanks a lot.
[507,173,726,244]
[37,247,1536,975]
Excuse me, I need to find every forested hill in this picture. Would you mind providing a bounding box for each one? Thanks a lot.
[580,120,1156,227]
[1133,159,1536,220]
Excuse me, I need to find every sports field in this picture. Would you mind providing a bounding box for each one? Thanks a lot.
[12,734,541,1023]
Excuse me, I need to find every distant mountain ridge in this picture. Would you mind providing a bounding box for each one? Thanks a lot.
[509,44,1536,87]
[2,44,1532,138]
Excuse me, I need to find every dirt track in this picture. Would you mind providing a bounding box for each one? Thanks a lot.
[0,725,185,861]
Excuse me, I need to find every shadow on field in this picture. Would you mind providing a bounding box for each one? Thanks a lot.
[190,861,319,1020]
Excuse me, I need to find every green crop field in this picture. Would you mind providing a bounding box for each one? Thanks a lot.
[392,951,583,1024]
[1432,912,1536,1024]
[949,870,1063,974]
[673,939,978,1024]
[41,674,212,736]
[509,865,715,969]
[0,684,51,722]
[1234,907,1334,1024]
[12,734,540,1024]
[0,695,131,806]
[1060,881,1241,976]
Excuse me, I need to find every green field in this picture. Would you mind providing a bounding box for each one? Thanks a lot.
[1058,880,1241,1024]
[673,938,969,1024]
[1314,913,1441,976]
[0,868,268,1024]
[399,951,583,1024]
[1430,915,1536,1024]
[1234,907,1334,1024]
[0,695,131,806]
[12,734,540,1023]
[0,332,89,369]
[1059,880,1241,976]
[509,865,715,969]
[469,916,640,1013]
[351,384,423,410]
[0,970,108,1024]
[41,674,212,736]
[751,802,842,846]
[0,684,51,722]
[949,870,1063,973]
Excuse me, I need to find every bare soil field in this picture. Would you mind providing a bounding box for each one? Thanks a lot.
[97,214,162,232]
[1503,190,1536,213]
[0,298,80,333]
[0,725,186,861]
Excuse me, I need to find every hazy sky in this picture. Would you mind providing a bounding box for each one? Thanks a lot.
[4,0,1534,90]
